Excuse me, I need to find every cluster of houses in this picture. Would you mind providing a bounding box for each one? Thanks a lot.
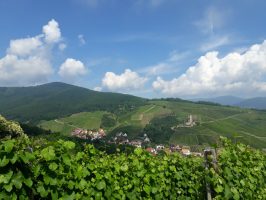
[108,132,150,148]
[108,132,202,157]
[150,144,202,156]
[70,127,202,157]
[145,144,196,156]
[71,128,106,140]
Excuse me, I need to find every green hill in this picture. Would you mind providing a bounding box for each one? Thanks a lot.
[0,82,266,148]
[39,111,107,135]
[236,97,266,110]
[39,99,266,149]
[0,82,146,122]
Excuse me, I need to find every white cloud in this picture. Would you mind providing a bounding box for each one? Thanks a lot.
[153,40,266,97]
[195,7,226,35]
[200,35,230,52]
[42,19,61,43]
[0,19,62,86]
[93,86,102,91]
[0,54,53,86]
[8,36,43,56]
[78,34,86,45]
[139,51,188,76]
[59,58,88,79]
[102,69,147,91]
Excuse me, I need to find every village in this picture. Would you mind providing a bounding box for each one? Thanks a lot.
[71,128,106,140]
[71,126,202,157]
[107,132,202,156]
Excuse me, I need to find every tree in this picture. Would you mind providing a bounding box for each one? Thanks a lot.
[0,115,25,138]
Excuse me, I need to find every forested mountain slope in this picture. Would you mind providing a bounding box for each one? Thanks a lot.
[0,82,146,122]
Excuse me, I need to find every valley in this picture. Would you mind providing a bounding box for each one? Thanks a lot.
[38,98,266,149]
[0,83,265,149]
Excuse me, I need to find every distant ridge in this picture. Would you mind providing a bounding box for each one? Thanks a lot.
[192,96,244,106]
[192,95,266,110]
[235,97,266,110]
[0,82,146,122]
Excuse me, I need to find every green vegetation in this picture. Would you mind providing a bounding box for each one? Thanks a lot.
[0,82,146,123]
[0,137,206,199]
[0,115,25,138]
[0,82,266,148]
[100,113,117,128]
[39,111,108,135]
[38,100,266,148]
[0,117,265,199]
[19,123,52,136]
[209,137,266,199]
[143,115,177,144]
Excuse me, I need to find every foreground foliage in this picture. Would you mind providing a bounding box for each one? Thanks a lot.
[208,138,266,200]
[0,117,265,199]
[0,115,25,138]
[0,137,205,199]
[0,137,265,199]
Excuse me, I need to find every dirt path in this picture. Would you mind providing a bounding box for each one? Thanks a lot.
[143,105,156,114]
[240,131,266,140]
[54,119,78,128]
[138,105,156,120]
[54,119,63,124]
[201,113,244,124]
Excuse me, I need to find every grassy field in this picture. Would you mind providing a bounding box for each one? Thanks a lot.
[39,111,106,135]
[120,104,172,126]
[165,101,266,148]
[38,100,266,148]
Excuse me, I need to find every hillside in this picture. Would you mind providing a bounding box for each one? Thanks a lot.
[0,82,146,122]
[192,96,244,106]
[235,97,266,110]
[39,99,266,149]
[1,82,266,148]
[193,96,266,110]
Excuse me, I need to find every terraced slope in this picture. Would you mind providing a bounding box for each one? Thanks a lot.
[38,100,266,148]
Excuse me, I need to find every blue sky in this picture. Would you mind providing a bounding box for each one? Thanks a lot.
[0,0,266,98]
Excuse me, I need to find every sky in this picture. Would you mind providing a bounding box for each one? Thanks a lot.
[0,0,266,99]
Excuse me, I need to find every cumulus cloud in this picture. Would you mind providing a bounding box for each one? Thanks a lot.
[42,19,61,43]
[59,58,88,79]
[102,69,147,91]
[93,86,102,91]
[7,36,43,56]
[153,40,266,97]
[0,19,63,86]
[0,55,53,86]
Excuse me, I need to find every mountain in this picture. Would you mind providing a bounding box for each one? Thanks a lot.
[192,96,266,110]
[236,97,266,110]
[0,82,146,122]
[39,99,266,149]
[192,96,244,106]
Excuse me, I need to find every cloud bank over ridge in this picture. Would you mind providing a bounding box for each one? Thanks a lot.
[153,40,266,98]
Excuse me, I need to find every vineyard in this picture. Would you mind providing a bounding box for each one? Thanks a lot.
[0,135,265,200]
